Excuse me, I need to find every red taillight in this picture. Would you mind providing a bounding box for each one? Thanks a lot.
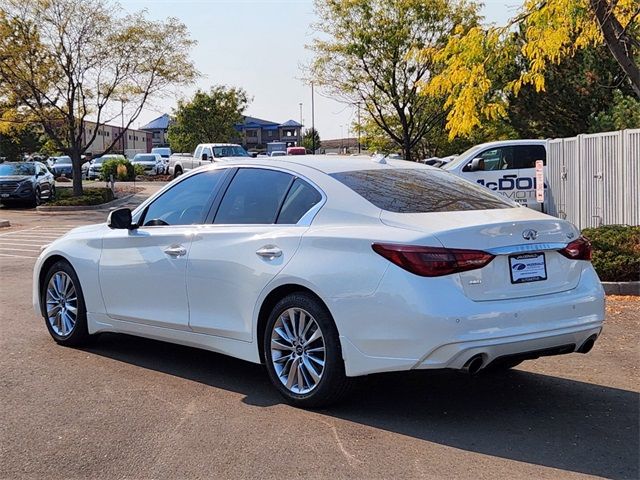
[559,236,592,260]
[372,243,495,277]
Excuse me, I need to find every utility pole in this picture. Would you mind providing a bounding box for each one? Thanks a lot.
[311,82,315,154]
[299,102,303,147]
[357,102,361,154]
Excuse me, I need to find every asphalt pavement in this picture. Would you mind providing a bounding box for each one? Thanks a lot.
[0,196,638,480]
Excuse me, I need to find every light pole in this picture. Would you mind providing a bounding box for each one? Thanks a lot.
[311,82,315,154]
[357,102,361,154]
[299,102,303,147]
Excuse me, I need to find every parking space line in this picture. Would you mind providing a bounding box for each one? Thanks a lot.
[0,252,38,259]
[0,247,41,252]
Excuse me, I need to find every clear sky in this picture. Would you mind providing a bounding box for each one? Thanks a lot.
[121,0,523,139]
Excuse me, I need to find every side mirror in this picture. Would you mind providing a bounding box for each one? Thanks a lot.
[464,157,484,172]
[201,153,209,161]
[107,207,136,229]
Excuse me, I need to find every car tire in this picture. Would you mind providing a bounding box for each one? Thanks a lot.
[42,261,90,347]
[174,166,182,179]
[32,187,41,207]
[263,292,352,408]
[50,185,56,200]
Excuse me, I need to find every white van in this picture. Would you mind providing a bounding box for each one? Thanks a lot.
[442,139,547,211]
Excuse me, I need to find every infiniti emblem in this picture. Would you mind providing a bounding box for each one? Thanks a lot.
[522,229,538,240]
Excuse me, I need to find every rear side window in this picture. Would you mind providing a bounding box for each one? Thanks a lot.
[331,168,516,213]
[512,145,546,168]
[214,168,292,224]
[277,179,322,224]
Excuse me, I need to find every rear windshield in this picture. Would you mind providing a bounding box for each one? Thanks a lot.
[330,168,516,213]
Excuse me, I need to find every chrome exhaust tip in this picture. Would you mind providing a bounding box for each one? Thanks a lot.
[462,354,484,375]
[578,335,597,354]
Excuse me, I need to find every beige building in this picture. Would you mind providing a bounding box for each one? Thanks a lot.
[82,121,152,157]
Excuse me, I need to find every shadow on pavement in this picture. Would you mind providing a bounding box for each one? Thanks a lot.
[86,332,639,480]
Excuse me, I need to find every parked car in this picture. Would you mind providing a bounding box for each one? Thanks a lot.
[286,147,306,156]
[168,143,249,178]
[83,154,126,180]
[0,161,55,206]
[270,151,286,157]
[49,156,74,178]
[34,156,604,407]
[443,140,547,211]
[151,147,171,173]
[131,153,164,175]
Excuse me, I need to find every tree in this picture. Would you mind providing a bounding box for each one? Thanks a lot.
[167,86,250,153]
[0,0,197,195]
[507,45,637,138]
[590,90,640,131]
[424,0,639,138]
[301,128,321,152]
[308,0,479,161]
[0,105,42,160]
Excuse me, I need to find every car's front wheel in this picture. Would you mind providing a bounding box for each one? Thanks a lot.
[42,261,90,346]
[263,293,352,408]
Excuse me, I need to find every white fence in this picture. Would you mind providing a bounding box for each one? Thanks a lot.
[546,129,640,229]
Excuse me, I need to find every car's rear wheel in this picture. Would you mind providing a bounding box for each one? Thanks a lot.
[263,293,352,408]
[49,185,56,200]
[42,261,90,346]
[174,166,183,179]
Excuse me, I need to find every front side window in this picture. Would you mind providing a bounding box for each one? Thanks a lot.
[138,170,226,226]
[214,168,292,224]
[331,168,516,213]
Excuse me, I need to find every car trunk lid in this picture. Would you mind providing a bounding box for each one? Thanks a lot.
[380,208,584,301]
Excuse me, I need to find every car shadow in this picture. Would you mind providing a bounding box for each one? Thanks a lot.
[85,333,639,480]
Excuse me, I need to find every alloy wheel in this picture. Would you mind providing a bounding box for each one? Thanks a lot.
[270,307,326,394]
[45,271,78,337]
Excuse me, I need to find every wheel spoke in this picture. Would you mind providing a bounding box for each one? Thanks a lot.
[306,346,325,354]
[297,311,306,338]
[304,328,322,346]
[307,355,325,368]
[297,361,304,391]
[302,358,320,383]
[281,310,296,341]
[286,358,299,389]
[272,339,294,351]
[274,326,293,343]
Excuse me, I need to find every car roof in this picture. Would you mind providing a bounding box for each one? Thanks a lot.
[201,143,242,147]
[218,154,430,175]
[470,139,547,149]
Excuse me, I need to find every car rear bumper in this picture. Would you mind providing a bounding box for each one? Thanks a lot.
[333,263,605,377]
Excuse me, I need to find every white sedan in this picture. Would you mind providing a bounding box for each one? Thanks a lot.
[33,156,604,407]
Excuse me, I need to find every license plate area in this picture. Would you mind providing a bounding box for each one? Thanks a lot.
[509,253,547,284]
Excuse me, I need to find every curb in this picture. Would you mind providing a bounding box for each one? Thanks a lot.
[0,219,10,228]
[36,194,135,212]
[602,281,640,296]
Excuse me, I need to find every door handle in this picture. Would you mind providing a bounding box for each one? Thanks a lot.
[164,245,187,257]
[256,246,282,260]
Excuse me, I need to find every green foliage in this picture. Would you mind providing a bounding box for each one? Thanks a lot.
[301,128,321,152]
[101,158,135,181]
[508,46,637,138]
[0,123,42,161]
[309,0,479,161]
[425,0,640,138]
[0,0,197,196]
[167,86,249,153]
[590,90,640,132]
[133,163,146,176]
[582,225,640,282]
[48,187,114,206]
